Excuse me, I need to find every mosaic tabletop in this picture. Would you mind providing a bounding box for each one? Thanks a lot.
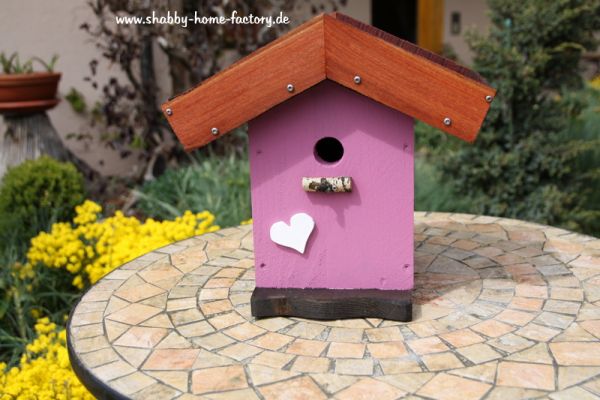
[67,212,600,400]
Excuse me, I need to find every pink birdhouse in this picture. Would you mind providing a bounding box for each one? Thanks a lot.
[162,13,495,321]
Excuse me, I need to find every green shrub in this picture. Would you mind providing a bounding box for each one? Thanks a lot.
[136,150,251,228]
[0,156,85,249]
[433,0,600,233]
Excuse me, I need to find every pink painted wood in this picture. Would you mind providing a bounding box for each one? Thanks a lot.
[249,80,414,290]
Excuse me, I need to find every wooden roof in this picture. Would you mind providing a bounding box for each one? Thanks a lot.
[162,13,496,151]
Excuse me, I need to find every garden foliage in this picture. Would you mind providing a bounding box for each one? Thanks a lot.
[432,0,600,234]
[0,157,85,249]
[137,148,251,228]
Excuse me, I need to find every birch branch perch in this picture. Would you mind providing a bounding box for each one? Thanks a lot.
[302,177,352,193]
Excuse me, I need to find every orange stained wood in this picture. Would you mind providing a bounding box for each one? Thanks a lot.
[162,13,496,151]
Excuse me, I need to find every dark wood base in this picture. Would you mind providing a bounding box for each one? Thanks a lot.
[251,287,412,322]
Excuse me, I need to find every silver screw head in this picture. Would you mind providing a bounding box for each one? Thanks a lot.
[353,75,361,84]
[443,117,452,126]
[165,108,173,116]
[211,127,219,136]
[286,84,294,93]
[485,95,493,103]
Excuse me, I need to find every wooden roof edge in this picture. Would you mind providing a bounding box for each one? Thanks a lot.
[162,12,496,150]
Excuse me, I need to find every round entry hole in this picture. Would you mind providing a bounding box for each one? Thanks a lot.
[314,137,344,163]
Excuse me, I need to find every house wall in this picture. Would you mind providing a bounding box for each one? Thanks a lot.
[249,81,414,290]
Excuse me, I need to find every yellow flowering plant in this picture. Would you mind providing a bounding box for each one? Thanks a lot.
[27,200,219,289]
[0,318,93,400]
[2,200,222,398]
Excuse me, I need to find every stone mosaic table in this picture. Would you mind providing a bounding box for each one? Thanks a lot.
[67,212,600,400]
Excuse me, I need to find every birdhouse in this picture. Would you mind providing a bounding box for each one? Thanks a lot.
[162,13,495,322]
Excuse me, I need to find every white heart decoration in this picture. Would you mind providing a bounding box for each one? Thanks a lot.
[270,213,315,254]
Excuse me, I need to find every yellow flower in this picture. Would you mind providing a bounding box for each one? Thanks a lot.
[27,200,219,288]
[0,318,94,400]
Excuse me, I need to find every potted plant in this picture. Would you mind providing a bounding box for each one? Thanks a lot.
[0,52,60,115]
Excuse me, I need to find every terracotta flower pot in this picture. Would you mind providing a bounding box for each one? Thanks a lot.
[0,72,61,115]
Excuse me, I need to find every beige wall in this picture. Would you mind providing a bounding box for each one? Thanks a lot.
[0,0,486,177]
[0,1,139,176]
[443,0,490,64]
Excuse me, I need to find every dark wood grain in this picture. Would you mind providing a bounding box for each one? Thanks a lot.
[251,287,412,321]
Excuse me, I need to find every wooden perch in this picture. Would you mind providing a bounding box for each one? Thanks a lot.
[302,177,352,193]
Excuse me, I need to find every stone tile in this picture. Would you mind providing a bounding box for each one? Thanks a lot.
[191,349,235,369]
[549,386,600,400]
[156,331,192,349]
[223,322,266,341]
[488,333,534,354]
[105,320,130,342]
[534,312,575,329]
[70,323,104,339]
[166,297,196,312]
[287,339,328,356]
[108,372,156,395]
[177,321,215,338]
[365,326,404,342]
[327,342,365,358]
[440,329,485,348]
[146,371,188,392]
[92,360,137,381]
[80,347,121,368]
[471,320,515,338]
[407,337,449,355]
[205,389,259,400]
[422,352,464,371]
[449,362,497,383]
[114,283,165,303]
[253,317,295,331]
[327,327,364,343]
[113,326,168,348]
[218,343,262,361]
[258,376,327,400]
[544,299,581,315]
[509,297,544,311]
[204,278,236,288]
[114,346,151,368]
[551,287,584,302]
[140,314,173,329]
[335,359,373,376]
[558,366,600,390]
[247,364,299,386]
[250,332,293,350]
[495,309,536,326]
[379,358,423,374]
[367,342,408,358]
[417,373,491,400]
[251,350,295,369]
[198,288,229,301]
[550,343,600,366]
[516,323,560,342]
[457,344,502,364]
[485,387,546,400]
[311,373,358,395]
[284,322,326,339]
[107,303,162,325]
[170,308,204,326]
[506,343,553,364]
[73,335,110,354]
[191,365,247,394]
[199,300,233,316]
[336,378,406,400]
[515,284,548,299]
[143,349,200,370]
[208,312,245,330]
[291,356,330,373]
[497,361,555,391]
